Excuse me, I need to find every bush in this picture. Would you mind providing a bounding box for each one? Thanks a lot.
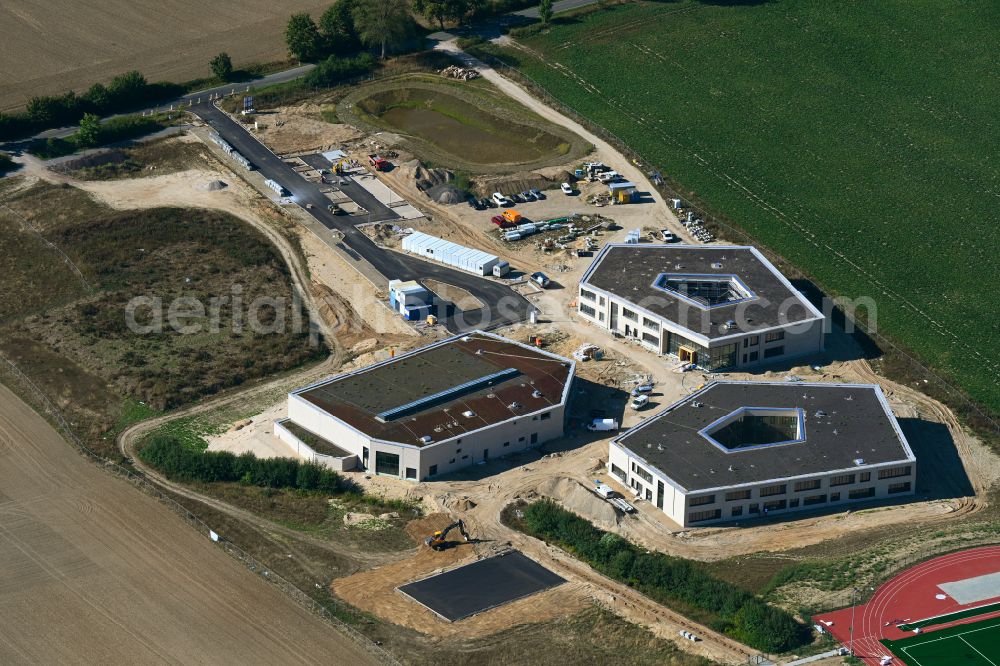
[304,52,378,88]
[0,152,15,175]
[139,432,357,494]
[520,500,810,653]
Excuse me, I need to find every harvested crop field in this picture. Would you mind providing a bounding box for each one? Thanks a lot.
[340,76,590,173]
[490,0,1000,413]
[0,0,330,111]
[0,383,378,664]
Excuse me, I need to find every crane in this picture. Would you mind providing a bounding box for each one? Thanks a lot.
[424,519,472,551]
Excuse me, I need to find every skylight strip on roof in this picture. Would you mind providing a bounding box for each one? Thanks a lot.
[376,367,519,422]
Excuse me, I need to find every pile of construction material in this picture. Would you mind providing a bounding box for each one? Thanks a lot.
[440,65,480,80]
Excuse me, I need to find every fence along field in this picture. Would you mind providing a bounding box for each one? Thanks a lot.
[495,0,1000,415]
[0,0,331,112]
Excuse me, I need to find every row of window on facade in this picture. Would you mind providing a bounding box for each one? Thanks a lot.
[688,481,912,523]
[371,432,543,479]
[687,465,913,507]
[579,299,788,372]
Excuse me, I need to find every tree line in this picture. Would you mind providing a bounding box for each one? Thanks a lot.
[520,500,810,653]
[140,433,357,493]
[283,0,545,63]
[0,71,169,142]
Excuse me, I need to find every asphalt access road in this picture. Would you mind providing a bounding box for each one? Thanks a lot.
[192,102,531,333]
[298,152,399,223]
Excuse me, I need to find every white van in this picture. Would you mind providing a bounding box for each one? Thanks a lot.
[587,418,619,431]
[492,192,512,206]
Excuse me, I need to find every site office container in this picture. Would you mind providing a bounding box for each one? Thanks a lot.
[456,248,479,270]
[402,231,501,276]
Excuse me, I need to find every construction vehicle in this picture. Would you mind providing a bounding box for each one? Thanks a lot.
[424,519,472,551]
[368,154,390,171]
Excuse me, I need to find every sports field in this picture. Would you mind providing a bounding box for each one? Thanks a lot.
[494,0,1000,413]
[883,616,1000,666]
[816,546,1000,665]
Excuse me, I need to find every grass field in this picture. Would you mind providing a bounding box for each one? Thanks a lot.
[340,74,589,173]
[901,602,1000,631]
[884,615,1000,665]
[488,0,1000,414]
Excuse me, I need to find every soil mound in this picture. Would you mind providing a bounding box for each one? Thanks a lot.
[427,183,464,204]
[536,477,619,530]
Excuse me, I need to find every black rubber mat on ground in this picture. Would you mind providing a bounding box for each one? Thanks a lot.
[398,550,566,621]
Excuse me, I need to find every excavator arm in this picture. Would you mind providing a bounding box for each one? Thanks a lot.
[425,520,471,550]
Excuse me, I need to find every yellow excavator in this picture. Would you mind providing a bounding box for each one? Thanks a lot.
[424,520,472,551]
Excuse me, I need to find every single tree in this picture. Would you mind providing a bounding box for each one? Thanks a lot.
[538,0,553,25]
[413,0,467,29]
[319,0,358,52]
[285,12,323,62]
[210,52,234,81]
[85,83,110,112]
[76,113,102,148]
[352,0,413,59]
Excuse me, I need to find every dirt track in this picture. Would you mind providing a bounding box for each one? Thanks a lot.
[0,383,379,664]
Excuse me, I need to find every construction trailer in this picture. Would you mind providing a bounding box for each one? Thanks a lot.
[388,279,433,321]
[401,231,502,276]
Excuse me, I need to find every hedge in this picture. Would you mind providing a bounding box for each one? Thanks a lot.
[139,432,356,494]
[520,500,810,653]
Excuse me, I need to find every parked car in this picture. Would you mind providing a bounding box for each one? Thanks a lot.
[512,192,526,203]
[530,188,544,199]
[481,197,496,209]
[468,198,483,210]
[491,215,515,229]
[531,271,551,288]
[492,192,512,206]
[630,395,650,410]
[521,190,535,201]
[587,418,619,432]
[660,229,680,242]
[561,182,574,195]
[631,383,654,396]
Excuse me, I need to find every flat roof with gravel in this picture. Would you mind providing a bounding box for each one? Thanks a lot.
[580,245,823,339]
[293,331,574,447]
[613,381,914,491]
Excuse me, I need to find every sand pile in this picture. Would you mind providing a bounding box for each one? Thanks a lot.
[536,477,619,530]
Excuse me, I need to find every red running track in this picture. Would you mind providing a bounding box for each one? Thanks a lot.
[815,545,1000,665]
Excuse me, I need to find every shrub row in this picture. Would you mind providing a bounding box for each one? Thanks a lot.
[304,52,378,88]
[520,500,810,653]
[33,114,166,159]
[140,432,356,493]
[0,71,184,142]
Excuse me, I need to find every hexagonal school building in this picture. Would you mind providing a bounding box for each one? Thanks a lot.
[577,244,825,371]
[608,381,916,527]
[276,331,575,481]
